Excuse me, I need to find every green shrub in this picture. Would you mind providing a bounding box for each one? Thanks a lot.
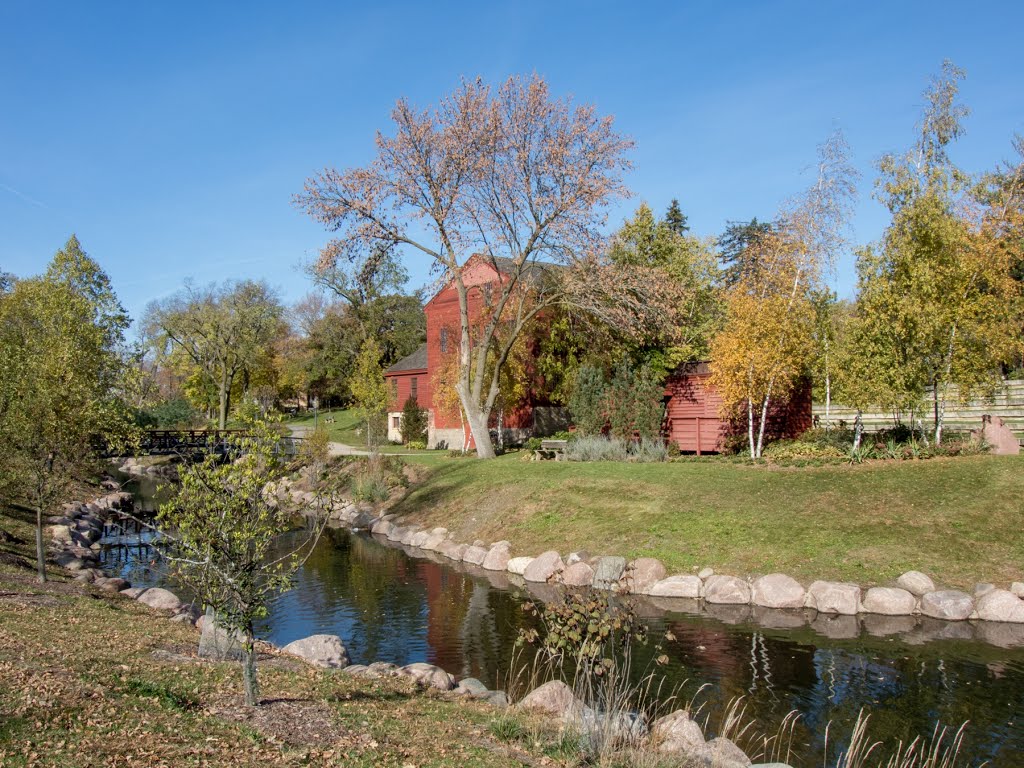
[406,439,426,450]
[399,396,428,444]
[568,364,607,436]
[565,435,629,462]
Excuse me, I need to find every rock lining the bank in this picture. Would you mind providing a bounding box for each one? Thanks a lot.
[280,480,1024,631]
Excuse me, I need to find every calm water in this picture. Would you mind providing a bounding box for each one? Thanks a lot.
[102,480,1024,768]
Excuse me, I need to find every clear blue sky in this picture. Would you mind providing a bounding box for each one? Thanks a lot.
[2,1,1022,331]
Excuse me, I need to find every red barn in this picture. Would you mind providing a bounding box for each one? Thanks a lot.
[663,362,812,454]
[384,255,565,448]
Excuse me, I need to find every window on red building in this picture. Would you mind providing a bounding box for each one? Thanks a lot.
[440,327,449,353]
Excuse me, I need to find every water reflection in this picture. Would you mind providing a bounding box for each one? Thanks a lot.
[102,498,1024,767]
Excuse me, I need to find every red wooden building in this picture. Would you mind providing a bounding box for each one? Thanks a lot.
[384,255,562,448]
[663,362,812,454]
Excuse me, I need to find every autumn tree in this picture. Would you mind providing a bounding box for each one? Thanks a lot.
[298,75,672,459]
[0,238,135,581]
[710,131,857,457]
[145,281,283,429]
[718,218,776,287]
[859,62,1023,443]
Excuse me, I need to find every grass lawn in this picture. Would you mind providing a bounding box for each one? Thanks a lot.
[0,503,559,768]
[284,408,439,457]
[389,453,1024,589]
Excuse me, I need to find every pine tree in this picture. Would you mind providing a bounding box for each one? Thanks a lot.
[664,198,689,234]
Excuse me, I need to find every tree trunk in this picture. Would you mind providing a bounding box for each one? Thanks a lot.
[242,629,260,707]
[35,503,46,583]
[756,393,771,459]
[853,410,864,451]
[497,404,504,452]
[747,398,756,459]
[464,405,495,459]
[218,369,230,431]
[824,369,832,431]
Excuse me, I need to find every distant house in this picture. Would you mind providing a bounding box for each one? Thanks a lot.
[384,255,566,448]
[663,362,812,454]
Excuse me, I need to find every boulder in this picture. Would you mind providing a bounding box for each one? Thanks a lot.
[198,608,245,660]
[704,575,751,605]
[627,558,666,594]
[649,575,703,599]
[897,571,935,597]
[708,736,752,766]
[651,709,705,754]
[422,529,449,551]
[94,577,129,592]
[47,525,73,544]
[137,588,182,612]
[462,545,489,566]
[482,690,510,708]
[592,556,627,590]
[399,527,420,546]
[566,550,590,566]
[976,589,1024,623]
[1011,582,1024,598]
[366,661,401,678]
[751,574,805,609]
[698,567,715,580]
[282,634,351,668]
[506,556,534,576]
[861,587,916,616]
[517,680,584,718]
[561,561,595,587]
[482,542,512,571]
[120,587,148,599]
[974,583,996,599]
[370,518,392,536]
[807,581,861,615]
[386,525,405,542]
[442,542,469,561]
[523,551,564,583]
[454,677,489,697]
[409,531,429,548]
[920,590,974,621]
[401,662,455,690]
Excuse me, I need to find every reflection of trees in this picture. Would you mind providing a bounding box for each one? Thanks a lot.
[250,528,1021,767]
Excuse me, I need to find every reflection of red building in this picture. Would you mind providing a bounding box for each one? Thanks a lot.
[663,362,812,454]
[385,255,567,448]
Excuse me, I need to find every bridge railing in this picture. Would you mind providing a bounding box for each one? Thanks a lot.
[102,430,304,458]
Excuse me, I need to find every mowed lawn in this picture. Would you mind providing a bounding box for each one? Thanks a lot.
[391,454,1024,589]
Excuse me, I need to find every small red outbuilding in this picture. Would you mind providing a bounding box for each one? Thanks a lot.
[663,362,812,454]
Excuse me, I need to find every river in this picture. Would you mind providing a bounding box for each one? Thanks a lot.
[101,476,1024,767]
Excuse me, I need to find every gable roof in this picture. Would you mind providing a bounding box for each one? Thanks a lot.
[385,343,428,375]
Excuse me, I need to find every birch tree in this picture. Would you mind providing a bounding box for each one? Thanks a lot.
[863,62,1022,443]
[297,75,672,459]
[709,130,857,457]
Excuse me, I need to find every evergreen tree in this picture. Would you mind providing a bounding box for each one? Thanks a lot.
[717,218,775,286]
[664,198,689,234]
[399,395,428,444]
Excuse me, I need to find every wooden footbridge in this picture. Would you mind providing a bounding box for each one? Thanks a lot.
[103,430,302,458]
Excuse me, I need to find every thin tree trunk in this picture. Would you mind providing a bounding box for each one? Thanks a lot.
[824,369,832,431]
[242,628,260,707]
[756,393,771,458]
[218,369,230,430]
[497,403,504,452]
[853,410,864,451]
[35,503,46,583]
[747,398,756,459]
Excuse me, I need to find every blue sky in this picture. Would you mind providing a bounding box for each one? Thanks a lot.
[2,1,1022,330]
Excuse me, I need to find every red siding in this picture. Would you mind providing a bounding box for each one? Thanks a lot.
[385,368,429,412]
[663,369,812,453]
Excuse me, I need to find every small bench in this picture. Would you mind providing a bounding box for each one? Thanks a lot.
[538,439,568,461]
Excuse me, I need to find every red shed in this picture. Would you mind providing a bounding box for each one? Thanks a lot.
[663,362,812,454]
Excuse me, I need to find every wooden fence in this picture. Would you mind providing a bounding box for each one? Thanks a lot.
[812,379,1024,443]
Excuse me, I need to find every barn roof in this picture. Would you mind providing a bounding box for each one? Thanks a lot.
[670,360,712,376]
[385,343,428,375]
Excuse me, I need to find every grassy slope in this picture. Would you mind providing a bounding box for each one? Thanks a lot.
[0,504,550,768]
[284,409,436,456]
[391,453,1024,589]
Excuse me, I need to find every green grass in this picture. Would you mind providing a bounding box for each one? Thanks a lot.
[284,408,440,456]
[390,453,1024,589]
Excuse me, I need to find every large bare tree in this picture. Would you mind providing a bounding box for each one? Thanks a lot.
[297,75,678,458]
